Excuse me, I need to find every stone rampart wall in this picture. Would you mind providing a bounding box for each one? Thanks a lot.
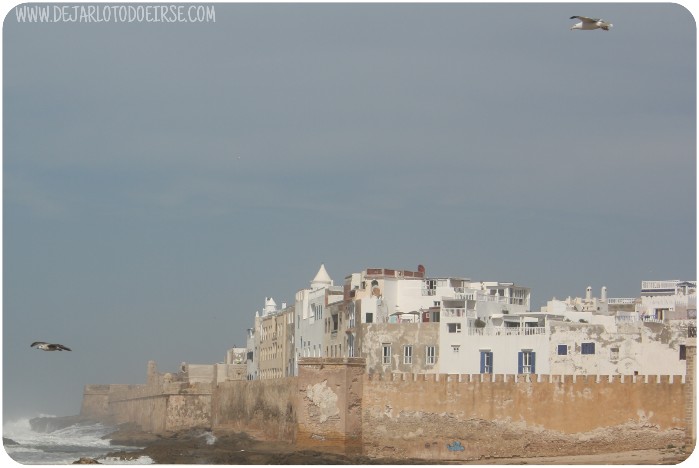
[80,385,112,420]
[295,358,364,455]
[80,353,694,460]
[361,372,687,460]
[212,377,296,441]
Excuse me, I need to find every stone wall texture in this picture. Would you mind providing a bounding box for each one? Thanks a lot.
[212,377,296,441]
[81,350,695,460]
[361,372,687,460]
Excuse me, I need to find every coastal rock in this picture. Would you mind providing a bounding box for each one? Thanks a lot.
[3,437,19,446]
[72,457,101,464]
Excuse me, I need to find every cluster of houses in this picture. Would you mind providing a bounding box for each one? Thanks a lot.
[223,265,695,381]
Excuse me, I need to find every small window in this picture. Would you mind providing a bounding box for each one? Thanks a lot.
[366,313,374,324]
[610,347,619,361]
[480,351,493,374]
[680,344,687,360]
[581,342,595,355]
[382,343,391,365]
[451,345,460,353]
[448,323,462,333]
[403,345,413,364]
[426,346,436,365]
[557,344,568,356]
[518,350,535,374]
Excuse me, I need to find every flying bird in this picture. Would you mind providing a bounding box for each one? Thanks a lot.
[31,341,72,352]
[570,16,613,31]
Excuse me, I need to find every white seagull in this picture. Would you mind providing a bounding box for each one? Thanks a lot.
[31,341,72,352]
[570,16,613,31]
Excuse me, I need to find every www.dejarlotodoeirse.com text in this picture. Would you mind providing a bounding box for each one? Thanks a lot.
[13,4,216,23]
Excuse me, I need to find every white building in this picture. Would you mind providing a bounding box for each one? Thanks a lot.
[639,280,696,321]
[294,264,344,373]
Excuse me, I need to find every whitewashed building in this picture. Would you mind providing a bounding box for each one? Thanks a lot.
[293,264,344,374]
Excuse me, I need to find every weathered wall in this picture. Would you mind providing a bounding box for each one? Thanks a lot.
[81,352,694,461]
[359,323,439,374]
[212,377,296,441]
[107,384,169,433]
[295,358,364,454]
[361,372,687,460]
[80,385,112,421]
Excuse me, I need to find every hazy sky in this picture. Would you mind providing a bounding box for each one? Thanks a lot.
[2,2,696,421]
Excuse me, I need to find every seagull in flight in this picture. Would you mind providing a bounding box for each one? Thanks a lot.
[570,16,613,31]
[31,341,72,352]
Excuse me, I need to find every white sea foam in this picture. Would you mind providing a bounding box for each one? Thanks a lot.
[3,417,151,465]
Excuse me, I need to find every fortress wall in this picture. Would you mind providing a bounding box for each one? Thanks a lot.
[80,385,112,420]
[295,358,364,455]
[82,348,694,460]
[108,392,168,433]
[164,392,212,431]
[212,377,296,441]
[361,372,687,460]
[105,382,213,433]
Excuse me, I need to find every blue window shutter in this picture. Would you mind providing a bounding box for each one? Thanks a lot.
[531,352,536,374]
[490,352,494,374]
[480,351,486,373]
[517,351,523,374]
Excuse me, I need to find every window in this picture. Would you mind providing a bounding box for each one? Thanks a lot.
[610,347,619,361]
[404,345,413,364]
[426,346,436,365]
[451,345,460,353]
[347,335,355,358]
[518,350,535,374]
[480,351,493,374]
[680,344,687,360]
[557,344,569,356]
[366,313,374,324]
[382,343,391,365]
[349,304,356,328]
[581,342,595,355]
[448,323,462,333]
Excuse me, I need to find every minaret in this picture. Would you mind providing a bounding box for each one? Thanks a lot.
[311,263,333,290]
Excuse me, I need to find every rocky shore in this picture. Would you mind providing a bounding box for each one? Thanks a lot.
[103,427,432,464]
[27,417,692,464]
[101,426,693,465]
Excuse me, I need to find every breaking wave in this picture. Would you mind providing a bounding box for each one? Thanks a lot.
[2,417,153,465]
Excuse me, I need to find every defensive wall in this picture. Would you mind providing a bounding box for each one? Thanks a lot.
[80,342,696,460]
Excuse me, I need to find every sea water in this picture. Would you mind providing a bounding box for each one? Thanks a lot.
[2,417,153,465]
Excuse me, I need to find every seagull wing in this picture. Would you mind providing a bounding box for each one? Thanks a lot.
[56,344,72,351]
[31,341,48,348]
[570,16,600,23]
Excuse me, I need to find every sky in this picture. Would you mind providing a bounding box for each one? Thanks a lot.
[1,1,696,422]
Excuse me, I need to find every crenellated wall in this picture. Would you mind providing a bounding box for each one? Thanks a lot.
[80,347,695,460]
[361,372,688,459]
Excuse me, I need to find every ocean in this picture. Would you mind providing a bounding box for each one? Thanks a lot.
[2,417,153,465]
